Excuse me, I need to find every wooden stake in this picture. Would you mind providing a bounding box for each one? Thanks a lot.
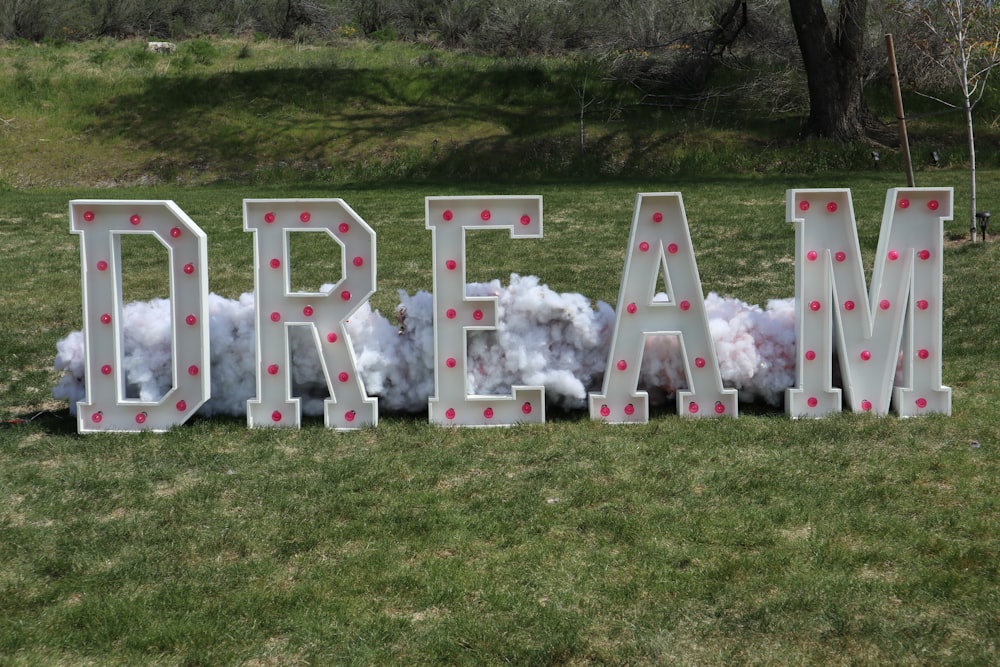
[886,34,915,187]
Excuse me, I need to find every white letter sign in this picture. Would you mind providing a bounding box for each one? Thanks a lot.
[244,199,377,429]
[426,196,545,426]
[589,193,737,422]
[70,200,210,432]
[786,188,952,417]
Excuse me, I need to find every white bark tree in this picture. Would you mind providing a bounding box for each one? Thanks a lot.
[894,0,1000,241]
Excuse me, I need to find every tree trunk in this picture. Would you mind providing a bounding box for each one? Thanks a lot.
[964,94,978,241]
[788,0,895,144]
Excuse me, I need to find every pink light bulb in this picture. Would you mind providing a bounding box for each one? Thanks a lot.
[83,210,95,222]
[480,209,491,221]
[617,360,628,371]
[270,312,281,322]
[826,202,838,213]
[624,404,635,416]
[264,212,276,224]
[600,404,610,417]
[445,408,456,420]
[898,198,910,209]
[919,249,931,261]
[176,400,187,412]
[887,250,899,261]
[917,348,930,360]
[860,350,871,361]
[805,350,816,361]
[101,364,112,375]
[100,313,112,325]
[520,215,531,226]
[188,365,199,376]
[299,212,311,223]
[129,214,141,225]
[679,300,691,311]
[484,407,494,419]
[639,241,650,252]
[714,401,726,414]
[353,256,364,267]
[446,357,457,368]
[345,410,356,422]
[327,332,338,343]
[694,357,706,368]
[183,263,195,275]
[861,400,872,411]
[338,372,349,383]
[340,290,351,301]
[170,227,182,238]
[799,200,810,211]
[807,397,818,408]
[135,412,147,424]
[446,308,457,319]
[917,299,929,311]
[916,397,928,409]
[442,210,453,222]
[627,303,637,314]
[445,259,457,270]
[667,243,679,254]
[809,300,821,312]
[303,305,314,317]
[928,200,939,211]
[270,258,281,269]
[521,402,532,415]
[185,314,197,326]
[473,309,484,321]
[879,299,891,310]
[835,251,847,262]
[272,410,282,422]
[844,300,855,311]
[97,260,108,271]
[92,411,103,424]
[688,402,699,414]
[806,250,818,261]
[267,364,279,375]
[339,222,350,233]
[652,212,664,223]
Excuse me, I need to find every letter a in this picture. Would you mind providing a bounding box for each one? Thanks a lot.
[786,188,952,417]
[589,193,737,422]
[70,200,210,432]
[244,199,377,429]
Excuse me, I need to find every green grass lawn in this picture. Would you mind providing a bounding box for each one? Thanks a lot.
[2,173,999,665]
[1,36,999,666]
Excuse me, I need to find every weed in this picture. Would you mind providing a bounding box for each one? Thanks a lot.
[181,39,218,66]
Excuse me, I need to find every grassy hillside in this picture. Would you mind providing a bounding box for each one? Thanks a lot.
[2,37,997,188]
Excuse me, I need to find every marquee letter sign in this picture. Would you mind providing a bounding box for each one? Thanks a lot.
[244,199,377,429]
[589,193,738,422]
[426,196,545,426]
[62,187,955,433]
[786,188,952,417]
[70,200,211,432]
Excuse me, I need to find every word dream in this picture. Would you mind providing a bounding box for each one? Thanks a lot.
[67,188,952,432]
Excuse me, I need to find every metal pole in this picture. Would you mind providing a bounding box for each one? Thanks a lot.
[886,34,915,187]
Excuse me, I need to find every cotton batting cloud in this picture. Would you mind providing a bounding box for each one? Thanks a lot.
[53,274,798,416]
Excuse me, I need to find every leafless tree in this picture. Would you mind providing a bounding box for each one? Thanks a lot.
[893,0,1000,241]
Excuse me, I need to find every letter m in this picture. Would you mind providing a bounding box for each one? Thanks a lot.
[786,188,952,418]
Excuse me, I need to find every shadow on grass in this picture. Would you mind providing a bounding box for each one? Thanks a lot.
[83,62,585,179]
[78,60,742,184]
[9,408,78,436]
